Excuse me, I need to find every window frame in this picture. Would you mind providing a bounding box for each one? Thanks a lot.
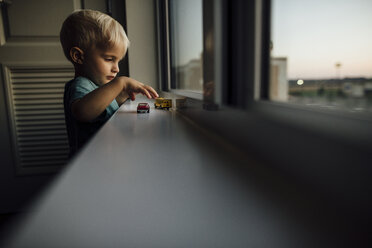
[156,0,205,99]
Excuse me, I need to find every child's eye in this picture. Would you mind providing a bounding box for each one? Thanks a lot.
[105,58,113,62]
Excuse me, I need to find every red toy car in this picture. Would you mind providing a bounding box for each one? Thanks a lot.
[137,103,150,113]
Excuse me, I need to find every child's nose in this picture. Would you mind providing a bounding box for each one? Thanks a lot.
[112,63,119,73]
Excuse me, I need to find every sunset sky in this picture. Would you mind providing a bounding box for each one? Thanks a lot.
[171,0,372,80]
[271,0,372,79]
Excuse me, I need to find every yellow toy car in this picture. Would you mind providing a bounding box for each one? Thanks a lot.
[154,98,172,110]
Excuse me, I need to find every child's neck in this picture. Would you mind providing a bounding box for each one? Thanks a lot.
[74,66,85,79]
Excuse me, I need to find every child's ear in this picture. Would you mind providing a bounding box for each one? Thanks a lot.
[70,47,84,64]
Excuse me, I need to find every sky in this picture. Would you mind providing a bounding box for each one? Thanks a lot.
[170,0,203,66]
[271,0,372,79]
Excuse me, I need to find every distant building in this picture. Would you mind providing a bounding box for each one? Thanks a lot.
[270,57,288,101]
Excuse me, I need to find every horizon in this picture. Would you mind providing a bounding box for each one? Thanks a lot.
[287,76,372,81]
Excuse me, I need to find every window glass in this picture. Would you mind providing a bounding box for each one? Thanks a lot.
[270,0,372,113]
[169,0,203,92]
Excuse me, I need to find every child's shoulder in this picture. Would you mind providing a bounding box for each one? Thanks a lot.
[67,76,97,89]
[70,76,94,85]
[65,77,98,99]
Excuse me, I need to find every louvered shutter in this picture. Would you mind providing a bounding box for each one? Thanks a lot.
[3,64,74,174]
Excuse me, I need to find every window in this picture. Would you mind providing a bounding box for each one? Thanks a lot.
[270,0,372,113]
[156,0,372,223]
[168,0,204,95]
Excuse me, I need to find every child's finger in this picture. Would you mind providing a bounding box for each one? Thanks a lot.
[130,92,136,101]
[140,87,152,99]
[145,86,159,98]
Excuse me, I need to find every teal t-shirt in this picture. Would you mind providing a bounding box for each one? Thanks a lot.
[64,76,119,156]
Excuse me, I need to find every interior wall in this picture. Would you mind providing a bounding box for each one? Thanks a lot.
[126,0,158,90]
[0,0,77,214]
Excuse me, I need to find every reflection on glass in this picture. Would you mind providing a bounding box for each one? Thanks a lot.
[169,0,203,92]
[270,0,372,113]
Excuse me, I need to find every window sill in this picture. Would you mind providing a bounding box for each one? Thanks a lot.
[169,89,203,100]
[177,98,372,223]
[7,96,370,247]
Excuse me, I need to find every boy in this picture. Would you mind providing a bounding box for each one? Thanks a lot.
[60,9,158,156]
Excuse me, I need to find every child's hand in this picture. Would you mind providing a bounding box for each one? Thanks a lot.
[121,76,159,101]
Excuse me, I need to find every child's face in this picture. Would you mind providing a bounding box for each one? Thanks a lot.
[83,45,126,86]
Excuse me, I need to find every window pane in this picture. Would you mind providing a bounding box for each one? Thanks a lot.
[270,0,372,113]
[169,0,203,92]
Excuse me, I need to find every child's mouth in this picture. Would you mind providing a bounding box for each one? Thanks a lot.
[107,76,115,81]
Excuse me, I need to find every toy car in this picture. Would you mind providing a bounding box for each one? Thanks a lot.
[154,98,172,110]
[137,103,150,113]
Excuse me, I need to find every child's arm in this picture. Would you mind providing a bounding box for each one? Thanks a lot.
[71,76,158,122]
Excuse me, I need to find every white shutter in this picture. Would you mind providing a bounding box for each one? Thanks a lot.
[3,64,74,174]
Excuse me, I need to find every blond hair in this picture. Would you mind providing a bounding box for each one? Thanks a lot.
[60,9,130,62]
